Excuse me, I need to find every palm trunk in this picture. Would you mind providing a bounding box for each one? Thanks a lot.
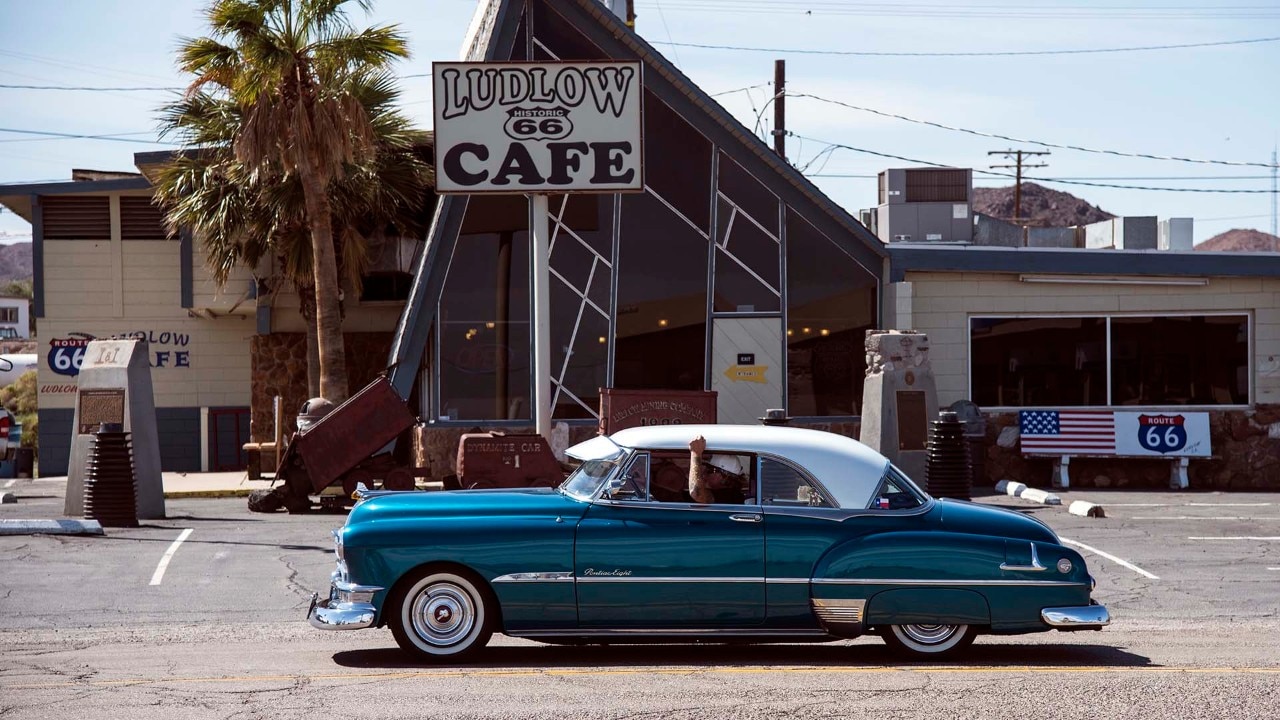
[298,161,349,404]
[298,285,321,398]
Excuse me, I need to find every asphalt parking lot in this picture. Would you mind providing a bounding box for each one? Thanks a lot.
[2,477,1278,719]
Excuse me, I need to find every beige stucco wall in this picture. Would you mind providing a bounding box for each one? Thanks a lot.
[37,192,255,411]
[893,271,1280,407]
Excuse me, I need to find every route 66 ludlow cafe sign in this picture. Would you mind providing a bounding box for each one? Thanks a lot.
[432,61,643,193]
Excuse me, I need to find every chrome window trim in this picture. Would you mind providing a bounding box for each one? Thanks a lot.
[756,452,838,508]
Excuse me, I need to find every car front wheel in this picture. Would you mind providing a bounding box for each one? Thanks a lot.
[880,624,976,658]
[390,570,493,661]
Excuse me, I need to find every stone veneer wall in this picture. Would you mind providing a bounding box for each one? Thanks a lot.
[249,332,395,443]
[981,405,1280,490]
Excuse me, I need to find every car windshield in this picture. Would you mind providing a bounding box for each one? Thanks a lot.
[559,459,619,500]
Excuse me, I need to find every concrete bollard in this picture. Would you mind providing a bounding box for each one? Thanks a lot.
[996,479,1028,497]
[1019,488,1062,505]
[1069,500,1106,518]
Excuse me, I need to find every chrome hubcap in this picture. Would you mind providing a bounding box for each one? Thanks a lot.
[900,624,959,645]
[410,583,475,647]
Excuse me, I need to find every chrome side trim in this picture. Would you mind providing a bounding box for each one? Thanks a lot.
[1042,605,1111,628]
[813,578,1088,587]
[509,628,833,638]
[1000,542,1048,572]
[812,598,866,625]
[766,578,810,584]
[576,576,764,583]
[492,572,575,583]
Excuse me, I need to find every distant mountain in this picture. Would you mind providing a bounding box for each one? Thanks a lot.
[972,182,1115,227]
[0,242,31,283]
[1195,228,1280,252]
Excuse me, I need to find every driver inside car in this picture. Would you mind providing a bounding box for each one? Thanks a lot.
[688,435,750,504]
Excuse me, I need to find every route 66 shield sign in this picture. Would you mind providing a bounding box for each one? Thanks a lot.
[1137,414,1187,454]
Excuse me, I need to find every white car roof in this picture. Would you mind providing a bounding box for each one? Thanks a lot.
[572,424,892,509]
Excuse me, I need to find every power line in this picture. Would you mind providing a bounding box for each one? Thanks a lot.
[790,93,1280,169]
[652,35,1280,57]
[0,128,174,146]
[709,82,771,98]
[642,2,1280,20]
[0,83,180,91]
[788,133,1280,193]
[0,72,433,93]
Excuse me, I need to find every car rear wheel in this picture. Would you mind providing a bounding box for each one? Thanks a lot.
[880,624,976,658]
[390,570,493,661]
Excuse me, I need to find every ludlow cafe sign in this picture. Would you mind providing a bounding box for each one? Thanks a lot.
[433,61,644,437]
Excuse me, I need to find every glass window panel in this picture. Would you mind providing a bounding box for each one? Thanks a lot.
[550,283,610,419]
[759,458,831,507]
[714,198,780,313]
[438,196,531,421]
[549,194,612,419]
[614,191,708,391]
[1110,315,1248,406]
[785,209,878,416]
[969,317,1107,407]
[718,153,779,237]
[643,91,712,233]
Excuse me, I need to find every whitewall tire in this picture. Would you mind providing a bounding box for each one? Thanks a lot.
[390,570,493,661]
[881,624,976,659]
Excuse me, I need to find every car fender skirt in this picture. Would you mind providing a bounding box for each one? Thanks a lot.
[864,588,992,627]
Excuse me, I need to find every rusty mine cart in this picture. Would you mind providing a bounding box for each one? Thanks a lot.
[250,376,567,513]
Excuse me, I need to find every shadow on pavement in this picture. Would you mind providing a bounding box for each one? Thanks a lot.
[332,640,1150,670]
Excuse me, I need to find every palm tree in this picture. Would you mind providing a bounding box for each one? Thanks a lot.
[161,0,414,403]
[154,68,431,397]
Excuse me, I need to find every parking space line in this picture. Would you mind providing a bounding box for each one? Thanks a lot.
[1131,516,1280,521]
[1187,537,1280,541]
[1060,537,1159,580]
[149,528,193,586]
[1105,503,1272,508]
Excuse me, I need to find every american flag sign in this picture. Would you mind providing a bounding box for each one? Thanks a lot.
[1019,410,1116,455]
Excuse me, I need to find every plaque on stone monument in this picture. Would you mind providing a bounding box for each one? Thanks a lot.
[78,389,125,434]
[897,390,927,451]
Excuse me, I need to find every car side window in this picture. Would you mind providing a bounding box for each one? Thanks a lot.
[759,457,831,508]
[606,452,650,501]
[867,466,925,510]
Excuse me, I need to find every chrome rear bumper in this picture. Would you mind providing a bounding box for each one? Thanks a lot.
[1041,604,1110,629]
[307,574,384,630]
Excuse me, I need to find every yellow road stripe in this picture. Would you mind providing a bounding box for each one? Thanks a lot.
[6,664,1280,689]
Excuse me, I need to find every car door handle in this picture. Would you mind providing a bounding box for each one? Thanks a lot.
[729,513,762,523]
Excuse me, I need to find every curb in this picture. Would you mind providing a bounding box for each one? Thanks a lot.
[995,478,1061,506]
[1069,500,1106,518]
[164,489,259,499]
[0,519,104,536]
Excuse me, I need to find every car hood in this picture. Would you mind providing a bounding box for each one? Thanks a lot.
[932,498,1059,544]
[347,487,588,525]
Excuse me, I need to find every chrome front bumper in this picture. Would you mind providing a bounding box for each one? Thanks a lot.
[307,573,384,631]
[1041,604,1111,629]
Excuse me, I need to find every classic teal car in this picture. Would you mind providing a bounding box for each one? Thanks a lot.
[308,425,1109,660]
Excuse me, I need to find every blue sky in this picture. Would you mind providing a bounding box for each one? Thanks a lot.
[1,0,1277,245]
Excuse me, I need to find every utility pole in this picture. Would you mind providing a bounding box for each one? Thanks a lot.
[772,59,786,160]
[1271,145,1277,238]
[989,149,1050,223]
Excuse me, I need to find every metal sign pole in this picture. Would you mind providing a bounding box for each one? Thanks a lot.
[530,193,553,441]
